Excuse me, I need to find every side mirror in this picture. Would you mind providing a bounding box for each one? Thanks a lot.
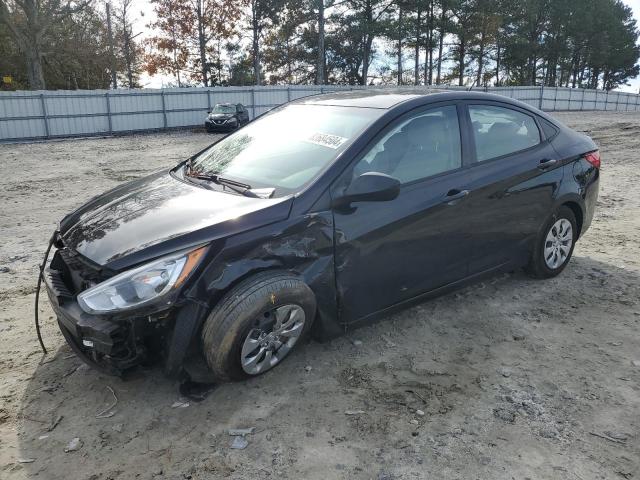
[334,172,400,206]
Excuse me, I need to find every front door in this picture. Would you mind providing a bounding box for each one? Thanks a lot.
[331,104,475,325]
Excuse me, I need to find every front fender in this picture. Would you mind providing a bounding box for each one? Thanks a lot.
[168,210,340,376]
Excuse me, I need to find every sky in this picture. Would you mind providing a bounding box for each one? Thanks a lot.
[132,0,640,92]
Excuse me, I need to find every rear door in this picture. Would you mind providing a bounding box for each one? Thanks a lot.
[462,102,563,273]
[332,103,475,324]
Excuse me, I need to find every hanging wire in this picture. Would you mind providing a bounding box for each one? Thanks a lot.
[34,234,56,354]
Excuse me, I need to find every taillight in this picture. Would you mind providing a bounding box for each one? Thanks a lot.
[584,150,601,169]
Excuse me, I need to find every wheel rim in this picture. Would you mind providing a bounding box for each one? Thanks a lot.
[240,304,305,375]
[544,218,573,269]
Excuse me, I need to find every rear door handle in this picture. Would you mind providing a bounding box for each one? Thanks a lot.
[538,158,558,169]
[443,189,470,205]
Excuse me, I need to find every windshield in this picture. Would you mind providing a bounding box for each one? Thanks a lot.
[190,104,381,197]
[212,104,236,114]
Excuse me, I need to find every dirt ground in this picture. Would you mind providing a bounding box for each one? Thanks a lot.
[0,112,639,480]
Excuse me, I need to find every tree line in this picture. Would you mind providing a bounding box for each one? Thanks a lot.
[1,0,639,91]
[0,0,143,90]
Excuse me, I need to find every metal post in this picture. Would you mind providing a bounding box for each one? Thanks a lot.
[580,89,585,111]
[615,92,620,111]
[625,93,630,112]
[207,89,212,112]
[160,90,168,129]
[605,91,609,110]
[39,93,50,138]
[105,92,113,133]
[287,86,291,102]
[251,88,256,120]
[538,83,544,110]
[553,86,558,111]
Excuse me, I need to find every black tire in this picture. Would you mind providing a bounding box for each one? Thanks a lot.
[526,205,577,279]
[201,271,316,381]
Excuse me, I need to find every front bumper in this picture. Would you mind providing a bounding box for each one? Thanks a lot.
[205,119,237,131]
[44,267,157,375]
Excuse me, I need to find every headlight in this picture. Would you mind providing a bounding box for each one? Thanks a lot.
[77,246,207,314]
[227,117,237,124]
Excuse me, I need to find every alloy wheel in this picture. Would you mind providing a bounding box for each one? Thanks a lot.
[544,218,573,269]
[240,304,306,375]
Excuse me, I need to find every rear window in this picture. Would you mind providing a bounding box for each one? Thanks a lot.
[469,105,541,162]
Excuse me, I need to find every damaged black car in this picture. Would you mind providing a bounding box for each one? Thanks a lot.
[41,90,599,381]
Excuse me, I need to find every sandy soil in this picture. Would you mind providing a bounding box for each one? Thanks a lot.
[0,113,639,480]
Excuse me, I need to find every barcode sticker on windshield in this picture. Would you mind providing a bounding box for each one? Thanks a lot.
[304,132,348,149]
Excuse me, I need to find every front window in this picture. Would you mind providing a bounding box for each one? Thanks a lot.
[190,104,382,197]
[212,104,236,114]
[354,105,462,183]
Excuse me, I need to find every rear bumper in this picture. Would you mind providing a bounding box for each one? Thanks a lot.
[574,161,599,237]
[581,172,599,236]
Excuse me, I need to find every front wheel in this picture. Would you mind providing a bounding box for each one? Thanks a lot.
[527,206,577,278]
[201,272,316,381]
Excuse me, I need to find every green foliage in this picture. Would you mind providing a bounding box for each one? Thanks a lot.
[43,7,114,90]
[0,22,28,89]
[0,0,144,90]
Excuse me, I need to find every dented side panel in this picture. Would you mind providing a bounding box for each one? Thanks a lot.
[184,209,342,341]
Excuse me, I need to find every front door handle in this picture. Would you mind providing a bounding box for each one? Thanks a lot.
[538,158,558,169]
[443,189,470,205]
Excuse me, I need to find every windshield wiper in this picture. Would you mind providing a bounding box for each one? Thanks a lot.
[182,159,274,198]
[187,171,260,198]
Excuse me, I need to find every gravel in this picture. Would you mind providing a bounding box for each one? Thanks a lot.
[1,113,639,479]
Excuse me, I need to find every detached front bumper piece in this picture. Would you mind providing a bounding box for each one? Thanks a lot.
[44,267,146,376]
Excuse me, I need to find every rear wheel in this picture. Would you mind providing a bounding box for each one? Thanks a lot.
[527,206,577,278]
[201,272,316,381]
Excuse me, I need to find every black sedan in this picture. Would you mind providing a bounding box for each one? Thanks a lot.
[42,90,599,381]
[204,103,250,132]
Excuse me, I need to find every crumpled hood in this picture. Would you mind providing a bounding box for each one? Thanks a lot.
[59,170,292,270]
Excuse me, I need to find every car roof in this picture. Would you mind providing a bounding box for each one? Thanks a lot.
[293,89,445,108]
[293,88,540,111]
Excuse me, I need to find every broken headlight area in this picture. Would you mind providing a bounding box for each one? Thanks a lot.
[77,246,207,314]
[44,245,208,375]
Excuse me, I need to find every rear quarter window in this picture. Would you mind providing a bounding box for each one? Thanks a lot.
[469,105,541,162]
[539,117,559,139]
